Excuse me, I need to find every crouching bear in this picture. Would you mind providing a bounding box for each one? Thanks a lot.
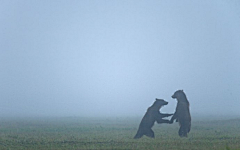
[170,90,191,137]
[134,99,173,139]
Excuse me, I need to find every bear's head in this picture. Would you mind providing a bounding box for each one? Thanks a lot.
[172,90,187,101]
[153,98,168,109]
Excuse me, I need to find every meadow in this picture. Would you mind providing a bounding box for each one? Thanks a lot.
[0,116,240,150]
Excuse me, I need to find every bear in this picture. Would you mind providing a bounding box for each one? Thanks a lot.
[134,99,173,139]
[170,90,191,137]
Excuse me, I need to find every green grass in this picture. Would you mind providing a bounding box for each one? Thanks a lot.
[0,117,240,150]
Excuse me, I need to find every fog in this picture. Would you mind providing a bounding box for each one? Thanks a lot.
[1,0,240,118]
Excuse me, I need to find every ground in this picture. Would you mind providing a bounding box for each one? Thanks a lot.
[0,116,240,150]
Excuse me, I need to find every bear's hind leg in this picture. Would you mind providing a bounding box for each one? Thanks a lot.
[183,126,188,137]
[178,126,187,137]
[178,126,184,137]
[145,129,155,138]
[134,129,144,139]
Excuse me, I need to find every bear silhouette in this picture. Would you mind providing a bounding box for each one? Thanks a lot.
[170,90,191,137]
[134,99,173,139]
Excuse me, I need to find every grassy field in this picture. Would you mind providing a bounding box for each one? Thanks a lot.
[0,116,240,150]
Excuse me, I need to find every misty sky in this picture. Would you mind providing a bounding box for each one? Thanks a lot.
[1,0,240,117]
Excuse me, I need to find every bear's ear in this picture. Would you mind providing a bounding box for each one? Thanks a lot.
[155,98,162,101]
[181,89,184,92]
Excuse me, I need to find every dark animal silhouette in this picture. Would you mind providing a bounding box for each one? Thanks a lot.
[170,90,191,137]
[134,99,173,139]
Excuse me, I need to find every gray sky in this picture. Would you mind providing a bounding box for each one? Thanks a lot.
[1,0,240,117]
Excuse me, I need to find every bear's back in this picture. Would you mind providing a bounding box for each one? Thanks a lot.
[139,107,159,128]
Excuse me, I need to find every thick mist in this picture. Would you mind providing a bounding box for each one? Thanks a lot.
[1,1,240,118]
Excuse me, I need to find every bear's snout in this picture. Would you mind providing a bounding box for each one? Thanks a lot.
[162,101,168,106]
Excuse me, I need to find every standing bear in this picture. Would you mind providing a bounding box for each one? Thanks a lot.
[170,90,191,137]
[134,99,173,139]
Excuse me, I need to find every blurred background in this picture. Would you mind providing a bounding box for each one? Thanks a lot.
[1,0,240,117]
